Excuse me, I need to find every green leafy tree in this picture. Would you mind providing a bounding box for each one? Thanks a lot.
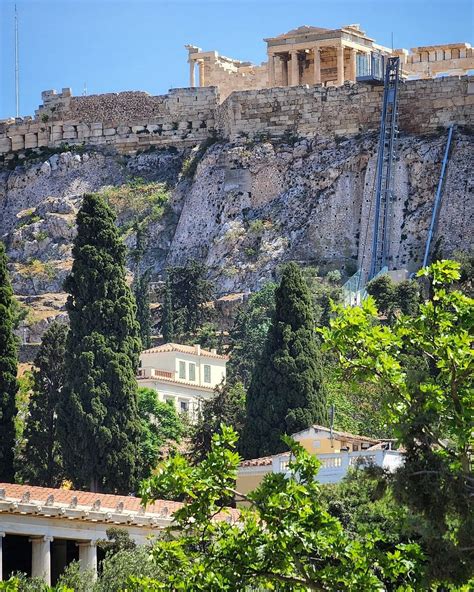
[137,387,184,480]
[324,364,392,438]
[59,193,142,493]
[138,427,424,591]
[0,242,18,482]
[195,321,219,350]
[161,262,213,341]
[190,381,246,463]
[320,467,412,546]
[322,260,474,585]
[98,527,136,557]
[241,263,327,458]
[20,322,68,487]
[227,283,276,388]
[301,267,342,327]
[367,275,420,322]
[134,270,152,350]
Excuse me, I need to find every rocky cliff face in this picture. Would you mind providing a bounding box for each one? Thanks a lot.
[1,129,472,342]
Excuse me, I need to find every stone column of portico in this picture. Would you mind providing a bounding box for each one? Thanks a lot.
[336,45,345,85]
[30,536,53,586]
[267,53,275,86]
[78,541,98,579]
[198,61,205,87]
[348,48,357,81]
[289,50,299,86]
[313,47,322,84]
[189,60,195,87]
[0,532,5,581]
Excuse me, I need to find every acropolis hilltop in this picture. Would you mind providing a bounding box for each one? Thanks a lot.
[0,22,473,162]
[187,23,474,99]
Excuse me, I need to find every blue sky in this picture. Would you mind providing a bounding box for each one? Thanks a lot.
[0,0,472,119]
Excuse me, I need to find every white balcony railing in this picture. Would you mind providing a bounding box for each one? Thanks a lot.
[274,449,404,484]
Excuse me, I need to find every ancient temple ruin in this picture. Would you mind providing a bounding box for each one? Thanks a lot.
[186,24,474,100]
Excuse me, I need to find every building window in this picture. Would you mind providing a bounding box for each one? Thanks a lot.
[189,363,196,381]
[179,361,186,379]
[203,364,211,383]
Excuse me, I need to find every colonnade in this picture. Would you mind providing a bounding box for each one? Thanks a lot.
[267,44,362,87]
[0,533,97,585]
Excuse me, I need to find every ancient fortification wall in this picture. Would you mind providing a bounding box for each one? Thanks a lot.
[1,76,473,164]
[0,87,219,160]
[218,76,474,140]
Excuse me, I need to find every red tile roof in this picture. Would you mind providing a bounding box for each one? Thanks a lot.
[0,482,181,515]
[0,483,239,522]
[293,425,381,445]
[142,343,229,361]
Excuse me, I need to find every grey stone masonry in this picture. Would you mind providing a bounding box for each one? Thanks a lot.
[0,76,473,161]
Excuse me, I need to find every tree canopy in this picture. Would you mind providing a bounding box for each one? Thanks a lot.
[160,262,213,342]
[241,262,327,458]
[322,260,474,584]
[138,427,424,591]
[0,241,18,482]
[190,381,246,463]
[136,387,185,481]
[20,322,68,487]
[227,282,276,388]
[59,193,142,493]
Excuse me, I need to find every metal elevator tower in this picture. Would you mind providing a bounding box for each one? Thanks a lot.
[368,56,400,280]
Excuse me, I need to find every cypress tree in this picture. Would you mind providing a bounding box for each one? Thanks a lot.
[241,262,327,459]
[134,271,151,349]
[0,242,18,482]
[59,194,142,493]
[21,322,68,487]
[161,282,175,342]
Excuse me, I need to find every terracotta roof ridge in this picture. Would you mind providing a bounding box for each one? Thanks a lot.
[141,342,229,360]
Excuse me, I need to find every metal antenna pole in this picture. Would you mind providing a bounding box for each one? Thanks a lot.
[14,4,20,117]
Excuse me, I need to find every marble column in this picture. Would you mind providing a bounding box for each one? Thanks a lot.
[189,60,195,87]
[267,53,275,86]
[198,61,205,87]
[313,47,321,84]
[78,541,98,579]
[282,56,289,86]
[348,48,357,81]
[30,536,53,586]
[0,532,5,581]
[290,51,299,86]
[336,45,345,85]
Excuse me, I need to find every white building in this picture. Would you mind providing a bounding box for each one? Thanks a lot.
[237,425,404,496]
[138,343,228,419]
[0,483,178,584]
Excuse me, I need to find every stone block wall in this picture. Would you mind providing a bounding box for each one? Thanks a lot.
[218,75,474,141]
[0,87,219,160]
[1,76,473,162]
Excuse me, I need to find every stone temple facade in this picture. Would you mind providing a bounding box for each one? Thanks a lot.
[186,23,474,100]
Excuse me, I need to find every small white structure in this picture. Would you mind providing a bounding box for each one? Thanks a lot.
[138,343,228,419]
[237,425,404,496]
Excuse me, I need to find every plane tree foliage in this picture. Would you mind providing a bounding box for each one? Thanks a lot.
[321,260,474,585]
[137,427,424,591]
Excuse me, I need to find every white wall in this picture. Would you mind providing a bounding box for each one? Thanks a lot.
[140,350,226,389]
[139,377,215,420]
